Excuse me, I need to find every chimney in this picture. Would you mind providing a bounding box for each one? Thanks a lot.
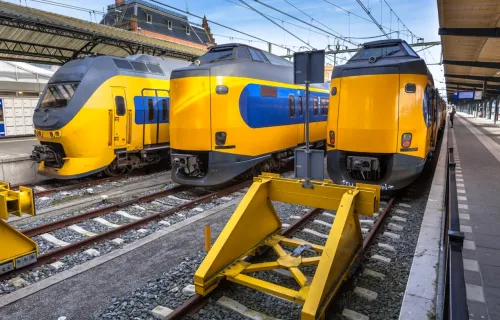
[202,15,215,45]
[115,0,124,6]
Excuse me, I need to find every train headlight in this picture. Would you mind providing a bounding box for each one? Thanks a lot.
[402,133,412,148]
[216,85,229,95]
[216,132,227,146]
[329,130,335,146]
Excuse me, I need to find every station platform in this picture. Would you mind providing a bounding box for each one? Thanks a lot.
[0,137,43,185]
[453,113,500,320]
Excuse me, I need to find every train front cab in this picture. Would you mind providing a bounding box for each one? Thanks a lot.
[326,39,437,190]
[170,44,329,186]
[32,56,186,179]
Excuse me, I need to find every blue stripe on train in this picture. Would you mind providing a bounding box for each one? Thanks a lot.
[239,84,329,129]
[133,96,170,125]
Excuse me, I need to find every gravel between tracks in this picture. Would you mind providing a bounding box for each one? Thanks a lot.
[0,186,242,296]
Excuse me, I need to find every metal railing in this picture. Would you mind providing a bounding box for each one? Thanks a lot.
[442,128,469,320]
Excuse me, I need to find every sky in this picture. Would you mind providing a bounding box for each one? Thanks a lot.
[6,0,445,96]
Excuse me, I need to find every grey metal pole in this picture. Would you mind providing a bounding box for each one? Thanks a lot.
[302,53,313,189]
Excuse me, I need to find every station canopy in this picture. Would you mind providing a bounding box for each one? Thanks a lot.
[0,1,206,65]
[438,0,500,100]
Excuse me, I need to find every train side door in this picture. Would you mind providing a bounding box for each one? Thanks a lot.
[142,89,158,146]
[111,87,128,147]
[157,90,169,144]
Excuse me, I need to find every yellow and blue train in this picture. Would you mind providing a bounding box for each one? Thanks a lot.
[326,39,446,190]
[169,43,329,186]
[31,55,190,179]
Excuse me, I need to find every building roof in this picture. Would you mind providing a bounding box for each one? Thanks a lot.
[437,0,500,99]
[0,0,206,65]
[101,0,212,49]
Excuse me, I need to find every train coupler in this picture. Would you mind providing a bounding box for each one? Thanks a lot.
[0,181,38,274]
[194,173,380,319]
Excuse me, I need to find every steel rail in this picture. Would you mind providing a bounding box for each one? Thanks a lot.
[22,185,189,237]
[1,181,250,281]
[167,198,395,319]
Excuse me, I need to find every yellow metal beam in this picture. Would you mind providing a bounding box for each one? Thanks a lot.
[230,273,307,304]
[194,176,282,295]
[301,189,364,320]
[0,183,35,220]
[193,174,380,318]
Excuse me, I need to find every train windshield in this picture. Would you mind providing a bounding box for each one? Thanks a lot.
[351,45,405,60]
[39,83,80,109]
[196,48,234,65]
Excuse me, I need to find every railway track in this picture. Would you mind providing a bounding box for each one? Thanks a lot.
[165,196,400,319]
[0,181,250,285]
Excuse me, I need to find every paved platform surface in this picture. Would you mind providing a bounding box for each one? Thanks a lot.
[454,113,500,320]
[0,137,38,158]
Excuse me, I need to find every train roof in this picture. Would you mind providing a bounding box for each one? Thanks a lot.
[199,43,292,67]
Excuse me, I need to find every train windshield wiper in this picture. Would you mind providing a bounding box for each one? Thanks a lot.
[369,49,401,63]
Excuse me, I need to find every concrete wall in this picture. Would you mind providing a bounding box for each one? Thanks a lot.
[0,156,47,185]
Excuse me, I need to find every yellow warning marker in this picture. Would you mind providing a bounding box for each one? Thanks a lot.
[194,173,380,319]
[0,181,38,275]
[204,225,211,252]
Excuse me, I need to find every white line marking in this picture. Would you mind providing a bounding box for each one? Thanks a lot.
[458,204,468,209]
[460,225,472,233]
[463,240,476,250]
[363,268,385,279]
[303,228,329,239]
[391,216,407,222]
[93,217,120,228]
[40,233,70,247]
[457,178,464,182]
[313,220,332,228]
[383,232,400,239]
[67,225,96,237]
[322,212,335,219]
[463,259,479,272]
[459,213,470,220]
[217,296,280,320]
[354,287,378,301]
[457,189,466,194]
[458,196,467,201]
[371,254,391,263]
[378,243,396,252]
[466,284,485,303]
[342,309,369,320]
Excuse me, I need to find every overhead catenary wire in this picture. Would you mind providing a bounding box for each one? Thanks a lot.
[382,0,418,41]
[252,0,359,46]
[147,0,296,53]
[238,0,313,50]
[355,0,389,38]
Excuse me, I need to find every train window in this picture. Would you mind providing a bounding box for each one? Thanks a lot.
[148,98,155,121]
[186,25,190,35]
[113,59,134,70]
[248,48,268,63]
[197,48,234,65]
[321,97,329,115]
[161,99,169,121]
[40,83,79,109]
[131,62,149,73]
[167,20,172,30]
[260,86,277,97]
[115,96,126,116]
[289,95,296,118]
[262,51,293,67]
[402,42,419,57]
[146,14,152,24]
[236,47,251,60]
[351,45,404,60]
[147,64,164,74]
[298,96,303,116]
[313,97,319,116]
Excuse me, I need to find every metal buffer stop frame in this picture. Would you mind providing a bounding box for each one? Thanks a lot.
[194,51,381,319]
[0,181,38,275]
